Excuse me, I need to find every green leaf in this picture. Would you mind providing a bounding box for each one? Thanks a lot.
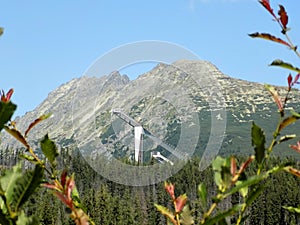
[0,209,10,225]
[221,166,232,189]
[16,211,39,225]
[72,185,85,210]
[0,164,43,217]
[0,163,23,206]
[245,185,265,207]
[4,126,29,149]
[40,134,59,166]
[212,156,231,190]
[214,172,222,191]
[290,110,300,118]
[0,101,17,132]
[224,173,268,198]
[180,205,194,225]
[198,183,207,210]
[13,164,44,210]
[282,206,300,214]
[0,27,4,36]
[269,59,300,73]
[212,156,229,172]
[19,154,38,163]
[251,122,266,164]
[239,215,250,225]
[218,218,229,225]
[279,116,300,132]
[204,204,242,225]
[236,181,248,198]
[154,204,176,225]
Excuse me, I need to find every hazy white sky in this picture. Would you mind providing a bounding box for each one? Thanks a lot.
[0,0,299,116]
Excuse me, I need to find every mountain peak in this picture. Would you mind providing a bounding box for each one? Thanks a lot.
[2,59,300,160]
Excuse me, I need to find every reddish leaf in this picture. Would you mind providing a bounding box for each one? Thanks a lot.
[25,113,52,137]
[165,182,175,200]
[6,89,14,102]
[259,0,276,19]
[4,126,30,149]
[230,157,236,177]
[265,84,283,113]
[42,183,61,192]
[175,194,187,213]
[54,191,70,206]
[290,141,300,154]
[249,33,291,48]
[278,5,288,31]
[293,74,300,85]
[1,88,14,103]
[66,175,76,203]
[287,74,292,88]
[238,155,255,175]
[61,170,68,188]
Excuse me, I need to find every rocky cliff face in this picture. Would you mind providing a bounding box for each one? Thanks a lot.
[2,60,300,160]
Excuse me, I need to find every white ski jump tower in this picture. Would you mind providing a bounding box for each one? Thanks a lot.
[112,109,144,164]
[112,109,186,165]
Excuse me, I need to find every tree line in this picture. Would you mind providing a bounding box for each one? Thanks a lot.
[1,147,299,225]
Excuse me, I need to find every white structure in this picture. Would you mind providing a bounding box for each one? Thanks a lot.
[112,109,185,165]
[112,109,143,164]
[134,126,144,163]
[152,151,174,165]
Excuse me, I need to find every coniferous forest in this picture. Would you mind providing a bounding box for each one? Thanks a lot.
[1,148,299,225]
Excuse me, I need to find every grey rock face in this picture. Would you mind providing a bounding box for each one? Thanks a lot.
[1,60,299,160]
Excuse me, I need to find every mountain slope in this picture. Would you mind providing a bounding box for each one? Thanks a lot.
[1,60,300,161]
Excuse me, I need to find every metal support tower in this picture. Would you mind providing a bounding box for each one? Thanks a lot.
[112,109,187,165]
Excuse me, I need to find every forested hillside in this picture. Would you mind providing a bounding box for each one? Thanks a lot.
[1,149,298,225]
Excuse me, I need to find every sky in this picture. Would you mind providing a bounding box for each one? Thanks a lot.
[0,0,300,116]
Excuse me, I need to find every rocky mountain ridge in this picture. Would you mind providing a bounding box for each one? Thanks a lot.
[1,60,300,161]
